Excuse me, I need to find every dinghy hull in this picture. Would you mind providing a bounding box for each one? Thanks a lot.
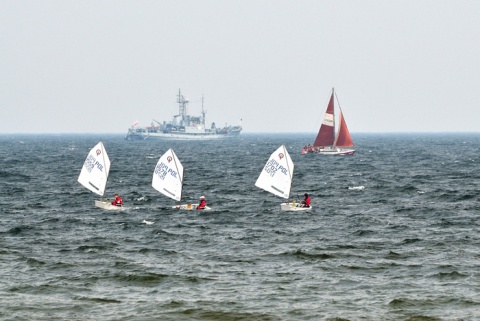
[280,202,312,212]
[172,204,211,211]
[95,200,124,211]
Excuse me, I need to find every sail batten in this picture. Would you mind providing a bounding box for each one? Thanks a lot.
[88,182,100,191]
[271,185,285,195]
[163,188,175,197]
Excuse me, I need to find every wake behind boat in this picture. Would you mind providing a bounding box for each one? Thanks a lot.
[302,88,355,155]
[126,89,242,140]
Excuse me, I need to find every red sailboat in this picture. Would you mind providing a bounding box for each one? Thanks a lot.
[302,88,356,155]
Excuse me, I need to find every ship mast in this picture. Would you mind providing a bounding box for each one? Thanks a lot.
[177,89,189,118]
[201,94,206,125]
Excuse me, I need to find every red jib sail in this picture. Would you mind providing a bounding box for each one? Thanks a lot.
[333,110,354,148]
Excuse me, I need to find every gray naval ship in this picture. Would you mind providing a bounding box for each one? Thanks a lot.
[125,89,242,140]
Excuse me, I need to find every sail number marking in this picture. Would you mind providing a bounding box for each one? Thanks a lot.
[84,155,104,173]
[263,159,288,177]
[154,162,178,180]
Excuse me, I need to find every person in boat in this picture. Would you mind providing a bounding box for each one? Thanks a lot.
[301,193,311,207]
[196,196,207,210]
[111,193,123,206]
[307,144,313,153]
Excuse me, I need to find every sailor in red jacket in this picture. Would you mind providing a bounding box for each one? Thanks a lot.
[301,193,311,207]
[196,196,206,210]
[111,193,123,206]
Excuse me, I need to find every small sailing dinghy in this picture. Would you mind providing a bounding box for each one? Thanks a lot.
[302,88,355,155]
[174,202,211,211]
[152,148,210,211]
[77,142,123,211]
[255,145,311,212]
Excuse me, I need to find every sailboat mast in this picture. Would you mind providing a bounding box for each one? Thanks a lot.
[332,87,336,143]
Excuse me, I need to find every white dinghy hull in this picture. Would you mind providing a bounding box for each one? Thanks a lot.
[280,202,312,212]
[172,204,211,211]
[95,200,124,211]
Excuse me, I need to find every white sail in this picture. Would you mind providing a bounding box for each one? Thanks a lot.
[255,145,294,199]
[152,148,184,201]
[77,142,110,196]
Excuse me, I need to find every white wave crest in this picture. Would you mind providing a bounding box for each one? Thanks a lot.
[348,186,365,190]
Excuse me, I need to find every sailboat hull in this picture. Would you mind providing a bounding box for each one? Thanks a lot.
[302,148,356,155]
[172,204,212,211]
[317,148,356,156]
[94,200,125,211]
[280,203,312,211]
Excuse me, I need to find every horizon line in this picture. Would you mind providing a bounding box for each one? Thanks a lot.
[0,131,479,135]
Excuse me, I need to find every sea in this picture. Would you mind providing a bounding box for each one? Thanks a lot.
[1,133,479,321]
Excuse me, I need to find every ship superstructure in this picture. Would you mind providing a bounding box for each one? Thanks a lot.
[126,89,242,140]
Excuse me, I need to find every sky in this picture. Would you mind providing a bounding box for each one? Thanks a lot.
[1,0,480,134]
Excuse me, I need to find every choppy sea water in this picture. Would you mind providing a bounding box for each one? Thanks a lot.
[0,133,479,321]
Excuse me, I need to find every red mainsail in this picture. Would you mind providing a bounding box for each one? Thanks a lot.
[313,91,335,147]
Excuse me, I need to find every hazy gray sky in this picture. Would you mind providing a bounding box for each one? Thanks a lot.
[2,1,479,134]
